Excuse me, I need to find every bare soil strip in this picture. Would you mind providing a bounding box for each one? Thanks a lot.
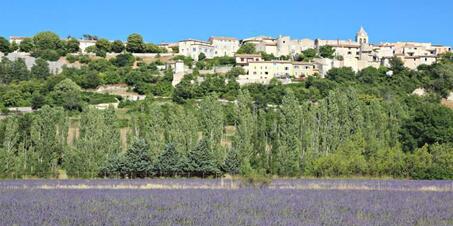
[3,183,452,192]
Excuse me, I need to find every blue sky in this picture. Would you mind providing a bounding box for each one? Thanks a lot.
[2,0,452,46]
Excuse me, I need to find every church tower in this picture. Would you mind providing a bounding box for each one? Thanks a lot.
[356,26,369,44]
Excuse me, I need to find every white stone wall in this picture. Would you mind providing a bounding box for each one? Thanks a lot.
[178,40,215,60]
[210,38,239,57]
[79,40,96,53]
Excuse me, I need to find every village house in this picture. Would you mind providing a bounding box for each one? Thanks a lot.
[208,37,240,57]
[242,35,315,57]
[178,36,239,60]
[178,39,215,60]
[9,36,28,45]
[238,60,319,85]
[235,54,263,65]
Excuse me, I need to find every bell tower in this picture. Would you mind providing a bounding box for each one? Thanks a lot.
[356,26,369,44]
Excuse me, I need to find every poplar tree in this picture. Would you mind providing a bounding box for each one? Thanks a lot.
[30,106,68,176]
[274,90,302,176]
[199,94,225,164]
[133,103,166,160]
[65,107,120,177]
[232,90,255,173]
[0,118,19,176]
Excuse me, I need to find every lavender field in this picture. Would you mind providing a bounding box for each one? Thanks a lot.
[0,179,452,226]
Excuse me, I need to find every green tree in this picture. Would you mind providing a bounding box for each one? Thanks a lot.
[65,107,121,177]
[389,56,406,74]
[19,38,34,52]
[199,94,225,164]
[223,147,241,175]
[400,103,453,151]
[312,134,368,177]
[0,37,11,53]
[155,143,188,176]
[126,33,145,53]
[111,53,135,67]
[31,58,50,79]
[198,52,206,61]
[188,138,221,177]
[31,91,46,110]
[326,67,355,83]
[260,52,277,61]
[95,38,111,53]
[369,147,406,177]
[232,90,256,174]
[319,46,335,58]
[429,143,453,179]
[273,90,302,176]
[30,106,68,176]
[65,38,80,53]
[50,78,83,111]
[226,67,246,78]
[406,145,433,179]
[122,138,154,178]
[236,43,256,54]
[145,43,162,53]
[111,40,125,53]
[33,31,61,50]
[0,118,20,177]
[300,48,317,61]
[438,52,453,64]
[10,41,19,52]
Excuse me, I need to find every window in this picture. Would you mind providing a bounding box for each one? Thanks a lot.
[265,72,269,75]
[241,58,245,62]
[285,67,289,70]
[348,51,352,55]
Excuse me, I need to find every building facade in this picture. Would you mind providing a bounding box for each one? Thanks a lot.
[208,37,240,57]
[178,39,215,61]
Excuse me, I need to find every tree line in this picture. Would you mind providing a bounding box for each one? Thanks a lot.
[0,31,168,61]
[0,88,451,179]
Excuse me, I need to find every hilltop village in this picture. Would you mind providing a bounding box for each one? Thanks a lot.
[0,27,453,114]
[4,27,451,87]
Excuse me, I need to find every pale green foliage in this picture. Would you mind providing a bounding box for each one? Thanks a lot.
[31,106,68,176]
[231,90,257,174]
[273,90,302,176]
[64,107,120,177]
[312,134,368,177]
[199,94,225,164]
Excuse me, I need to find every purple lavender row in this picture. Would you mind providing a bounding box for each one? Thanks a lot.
[0,188,452,226]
